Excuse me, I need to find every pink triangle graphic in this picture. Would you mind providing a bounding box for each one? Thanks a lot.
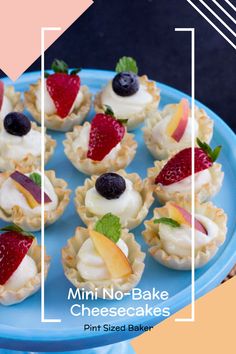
[0,0,93,81]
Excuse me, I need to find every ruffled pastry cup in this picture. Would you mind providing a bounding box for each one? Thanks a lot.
[1,85,24,118]
[62,227,145,298]
[24,79,92,132]
[0,122,56,173]
[0,170,71,231]
[63,122,137,175]
[75,170,154,230]
[94,75,160,131]
[143,104,213,160]
[147,159,224,204]
[0,239,50,305]
[142,198,227,270]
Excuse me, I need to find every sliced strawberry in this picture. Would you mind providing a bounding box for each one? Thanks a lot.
[0,230,34,285]
[87,113,125,161]
[155,140,221,185]
[0,81,4,111]
[46,73,80,118]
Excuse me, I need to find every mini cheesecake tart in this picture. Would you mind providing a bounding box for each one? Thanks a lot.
[0,112,56,173]
[143,99,213,160]
[62,214,145,298]
[24,59,91,132]
[0,226,50,305]
[75,171,154,230]
[142,198,227,270]
[63,107,137,175]
[0,81,23,121]
[148,140,224,204]
[0,170,71,231]
[94,57,160,130]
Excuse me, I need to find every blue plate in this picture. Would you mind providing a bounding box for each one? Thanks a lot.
[0,70,236,352]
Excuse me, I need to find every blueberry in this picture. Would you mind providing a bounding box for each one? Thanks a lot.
[4,112,31,136]
[95,173,126,200]
[112,71,139,97]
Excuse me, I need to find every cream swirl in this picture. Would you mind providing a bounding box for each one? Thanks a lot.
[85,178,143,223]
[76,238,128,280]
[4,255,37,290]
[0,171,58,216]
[161,169,211,193]
[158,214,219,257]
[0,126,41,160]
[72,123,121,160]
[35,79,84,115]
[101,81,152,117]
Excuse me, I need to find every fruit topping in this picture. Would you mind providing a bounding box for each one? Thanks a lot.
[89,229,132,279]
[113,57,139,97]
[4,112,31,136]
[10,171,51,208]
[29,172,41,186]
[46,59,81,119]
[155,140,221,186]
[95,173,126,200]
[87,107,125,161]
[0,224,34,285]
[196,138,222,162]
[95,213,121,243]
[166,98,189,142]
[168,203,207,234]
[115,56,138,75]
[112,72,139,97]
[0,81,4,111]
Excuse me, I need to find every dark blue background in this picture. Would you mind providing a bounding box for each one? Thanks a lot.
[13,0,236,130]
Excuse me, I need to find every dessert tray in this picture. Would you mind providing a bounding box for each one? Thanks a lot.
[0,70,236,353]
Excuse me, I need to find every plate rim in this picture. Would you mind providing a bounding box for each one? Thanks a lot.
[0,69,236,350]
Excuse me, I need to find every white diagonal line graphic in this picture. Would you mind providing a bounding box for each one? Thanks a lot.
[186,0,236,49]
[199,0,236,36]
[211,0,236,24]
[224,0,236,12]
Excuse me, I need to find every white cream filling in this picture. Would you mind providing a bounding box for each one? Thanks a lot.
[72,123,121,161]
[159,214,219,257]
[76,238,128,280]
[161,169,211,193]
[0,95,12,121]
[152,112,199,148]
[0,171,58,216]
[35,79,84,115]
[101,81,153,117]
[85,178,143,223]
[0,126,41,160]
[4,255,37,291]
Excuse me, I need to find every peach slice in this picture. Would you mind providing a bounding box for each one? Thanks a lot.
[10,171,51,209]
[89,230,132,278]
[166,98,189,142]
[168,203,207,235]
